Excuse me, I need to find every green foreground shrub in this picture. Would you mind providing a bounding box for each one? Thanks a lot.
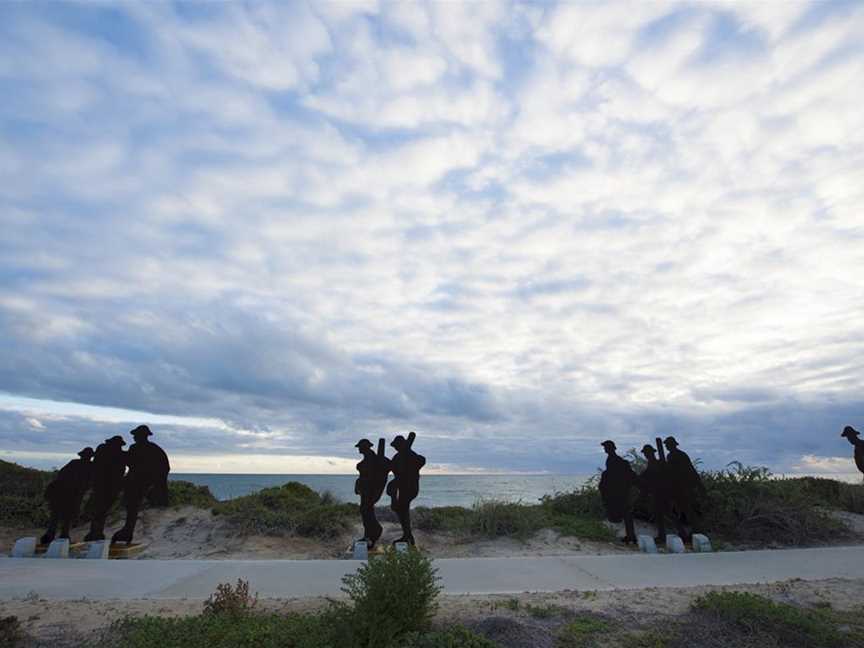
[342,548,442,646]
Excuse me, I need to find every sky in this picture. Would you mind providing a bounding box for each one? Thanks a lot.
[1,1,862,476]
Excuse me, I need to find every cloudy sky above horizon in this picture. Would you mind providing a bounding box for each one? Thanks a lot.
[1,1,862,475]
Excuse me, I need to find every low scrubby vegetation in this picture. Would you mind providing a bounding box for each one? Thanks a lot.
[100,549,493,648]
[625,591,864,648]
[212,481,357,539]
[413,494,614,543]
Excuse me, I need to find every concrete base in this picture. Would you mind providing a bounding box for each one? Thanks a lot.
[85,541,111,560]
[692,534,713,553]
[665,535,685,554]
[637,535,658,554]
[394,542,409,554]
[45,539,69,559]
[11,537,37,558]
[352,541,368,560]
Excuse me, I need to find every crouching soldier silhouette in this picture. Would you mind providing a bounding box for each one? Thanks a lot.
[638,444,669,544]
[355,438,391,549]
[663,436,705,542]
[84,436,128,542]
[111,425,170,544]
[40,447,95,545]
[599,440,637,544]
[387,432,425,545]
[841,426,864,480]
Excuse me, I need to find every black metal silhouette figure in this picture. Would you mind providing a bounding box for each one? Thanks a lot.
[663,436,705,542]
[387,431,425,545]
[638,442,669,544]
[354,438,392,549]
[40,447,95,545]
[84,435,128,542]
[599,440,637,544]
[842,426,864,479]
[111,425,171,544]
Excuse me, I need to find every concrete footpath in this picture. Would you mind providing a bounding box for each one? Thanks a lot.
[2,546,864,601]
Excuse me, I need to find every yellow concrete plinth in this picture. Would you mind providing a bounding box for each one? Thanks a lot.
[109,542,149,559]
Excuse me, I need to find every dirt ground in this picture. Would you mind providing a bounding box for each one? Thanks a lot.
[3,577,863,647]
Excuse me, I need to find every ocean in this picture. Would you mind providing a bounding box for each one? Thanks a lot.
[169,473,593,507]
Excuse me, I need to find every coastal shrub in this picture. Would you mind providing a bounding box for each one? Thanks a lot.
[167,481,219,509]
[414,506,473,533]
[467,500,547,539]
[700,464,848,546]
[212,481,356,538]
[540,481,605,519]
[395,626,500,648]
[556,615,611,647]
[692,591,859,648]
[202,579,258,617]
[0,459,53,526]
[620,592,864,648]
[0,616,26,647]
[341,548,442,647]
[786,477,864,514]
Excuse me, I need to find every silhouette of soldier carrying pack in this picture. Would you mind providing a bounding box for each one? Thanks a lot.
[599,440,637,544]
[84,435,127,542]
[842,426,864,480]
[638,443,669,544]
[40,447,95,545]
[663,436,705,542]
[112,425,170,544]
[387,432,425,546]
[355,438,391,549]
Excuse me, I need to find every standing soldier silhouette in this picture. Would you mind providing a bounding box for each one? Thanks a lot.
[638,443,669,544]
[40,447,95,545]
[387,432,425,545]
[111,425,170,544]
[663,436,705,542]
[841,426,864,480]
[354,438,391,549]
[84,435,127,542]
[599,440,637,544]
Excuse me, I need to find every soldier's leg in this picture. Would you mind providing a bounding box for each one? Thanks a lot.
[40,502,59,545]
[653,496,667,543]
[85,490,112,541]
[112,485,143,544]
[623,509,636,543]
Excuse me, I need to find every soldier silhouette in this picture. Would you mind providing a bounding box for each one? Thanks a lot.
[841,426,864,480]
[387,432,425,545]
[40,447,95,545]
[111,425,171,544]
[638,444,669,544]
[599,440,637,544]
[84,435,128,542]
[663,436,705,542]
[354,438,392,549]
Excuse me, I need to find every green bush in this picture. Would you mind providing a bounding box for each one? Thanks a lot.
[466,500,547,540]
[693,591,848,647]
[414,506,473,533]
[202,579,258,617]
[0,616,25,648]
[396,626,500,648]
[167,481,219,509]
[212,481,356,539]
[700,464,849,546]
[341,548,442,647]
[556,615,610,647]
[0,459,53,526]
